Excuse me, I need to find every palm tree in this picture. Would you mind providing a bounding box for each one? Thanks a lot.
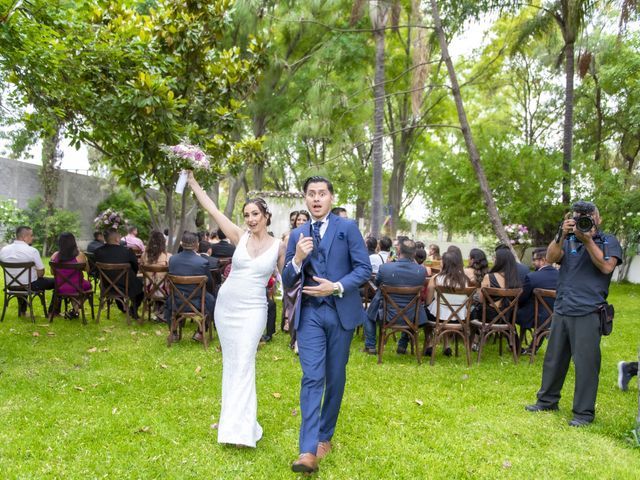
[515,0,598,206]
[351,0,400,236]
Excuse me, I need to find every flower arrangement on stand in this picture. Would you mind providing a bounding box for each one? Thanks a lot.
[94,208,128,233]
[504,224,532,259]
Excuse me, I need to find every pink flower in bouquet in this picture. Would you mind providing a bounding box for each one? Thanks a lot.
[164,141,210,171]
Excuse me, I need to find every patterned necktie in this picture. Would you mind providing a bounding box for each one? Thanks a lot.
[312,221,323,246]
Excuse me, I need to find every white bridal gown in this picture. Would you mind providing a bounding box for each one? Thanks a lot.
[215,232,279,447]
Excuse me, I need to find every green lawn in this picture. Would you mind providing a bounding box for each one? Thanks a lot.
[1,281,639,479]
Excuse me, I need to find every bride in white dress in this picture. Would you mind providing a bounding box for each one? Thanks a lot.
[187,172,285,447]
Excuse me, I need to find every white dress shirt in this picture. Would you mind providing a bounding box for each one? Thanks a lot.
[0,240,44,286]
[291,214,343,295]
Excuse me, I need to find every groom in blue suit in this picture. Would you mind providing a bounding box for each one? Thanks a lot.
[282,176,371,474]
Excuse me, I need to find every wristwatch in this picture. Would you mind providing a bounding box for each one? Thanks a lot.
[332,283,340,296]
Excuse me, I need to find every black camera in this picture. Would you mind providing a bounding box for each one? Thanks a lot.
[573,214,595,233]
[571,200,597,233]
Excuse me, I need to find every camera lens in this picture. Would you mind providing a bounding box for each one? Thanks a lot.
[575,216,594,233]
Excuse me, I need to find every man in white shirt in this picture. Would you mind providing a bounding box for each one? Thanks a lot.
[0,225,55,315]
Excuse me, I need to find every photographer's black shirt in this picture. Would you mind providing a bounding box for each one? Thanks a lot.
[554,233,622,316]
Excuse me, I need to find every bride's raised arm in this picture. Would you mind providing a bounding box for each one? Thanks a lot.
[186,171,244,245]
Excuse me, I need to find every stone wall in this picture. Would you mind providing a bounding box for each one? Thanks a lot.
[0,157,110,244]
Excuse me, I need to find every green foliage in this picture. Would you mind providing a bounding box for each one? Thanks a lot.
[19,197,80,255]
[0,198,28,243]
[97,189,151,240]
[1,282,640,477]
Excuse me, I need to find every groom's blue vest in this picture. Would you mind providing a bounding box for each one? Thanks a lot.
[302,225,336,308]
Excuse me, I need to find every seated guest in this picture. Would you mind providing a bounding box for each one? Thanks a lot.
[165,232,215,343]
[51,232,92,317]
[362,239,427,355]
[424,251,470,356]
[415,241,425,250]
[415,248,427,265]
[94,228,144,319]
[140,230,172,314]
[496,243,529,284]
[378,236,392,263]
[140,230,171,267]
[517,248,558,333]
[123,225,145,254]
[478,247,522,313]
[198,240,220,269]
[464,248,489,286]
[367,237,385,274]
[428,244,441,262]
[86,231,105,253]
[0,225,55,315]
[210,228,235,258]
[331,206,348,218]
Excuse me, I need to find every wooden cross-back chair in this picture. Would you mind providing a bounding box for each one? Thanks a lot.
[139,264,169,323]
[529,288,556,364]
[377,285,424,364]
[49,261,94,325]
[95,262,133,324]
[166,274,211,350]
[361,274,377,310]
[426,286,477,366]
[0,261,47,323]
[129,245,143,260]
[471,287,522,364]
[83,251,99,292]
[208,267,222,297]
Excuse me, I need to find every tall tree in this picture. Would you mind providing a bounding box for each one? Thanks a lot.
[429,0,516,255]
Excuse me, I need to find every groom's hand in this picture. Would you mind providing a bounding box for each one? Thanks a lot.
[302,276,334,297]
[294,233,313,265]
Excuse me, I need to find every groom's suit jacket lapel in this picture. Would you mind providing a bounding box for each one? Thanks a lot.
[319,213,337,255]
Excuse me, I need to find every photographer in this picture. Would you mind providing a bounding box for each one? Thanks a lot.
[525,201,622,427]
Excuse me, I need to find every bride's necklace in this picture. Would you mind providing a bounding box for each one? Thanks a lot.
[247,232,271,258]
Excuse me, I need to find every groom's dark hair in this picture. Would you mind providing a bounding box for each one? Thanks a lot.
[303,176,334,194]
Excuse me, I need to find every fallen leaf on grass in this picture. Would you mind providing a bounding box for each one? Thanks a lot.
[87,347,98,353]
[47,331,56,337]
[74,386,84,392]
[291,409,298,416]
[97,337,106,341]
[461,374,469,380]
[100,348,109,353]
[155,330,164,336]
[112,407,118,415]
[37,324,50,327]
[272,356,281,361]
[211,423,219,430]
[141,332,149,337]
[195,366,202,374]
[130,331,137,335]
[215,346,221,352]
[160,364,168,369]
[414,399,424,406]
[32,332,40,337]
[135,426,152,434]
[503,460,512,469]
[272,392,282,399]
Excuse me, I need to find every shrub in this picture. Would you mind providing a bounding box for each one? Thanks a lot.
[0,198,28,243]
[22,197,81,255]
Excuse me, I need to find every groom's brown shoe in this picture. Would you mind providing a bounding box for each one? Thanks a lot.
[291,453,318,473]
[316,441,331,460]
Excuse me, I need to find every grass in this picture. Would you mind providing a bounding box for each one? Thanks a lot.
[1,278,640,479]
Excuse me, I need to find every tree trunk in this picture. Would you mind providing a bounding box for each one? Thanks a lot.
[164,185,175,252]
[370,25,386,238]
[208,181,220,232]
[172,186,189,253]
[430,0,516,258]
[562,40,575,206]
[224,171,245,221]
[593,73,603,166]
[40,127,61,215]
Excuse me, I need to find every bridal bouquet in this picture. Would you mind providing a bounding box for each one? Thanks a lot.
[94,208,128,232]
[162,141,210,194]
